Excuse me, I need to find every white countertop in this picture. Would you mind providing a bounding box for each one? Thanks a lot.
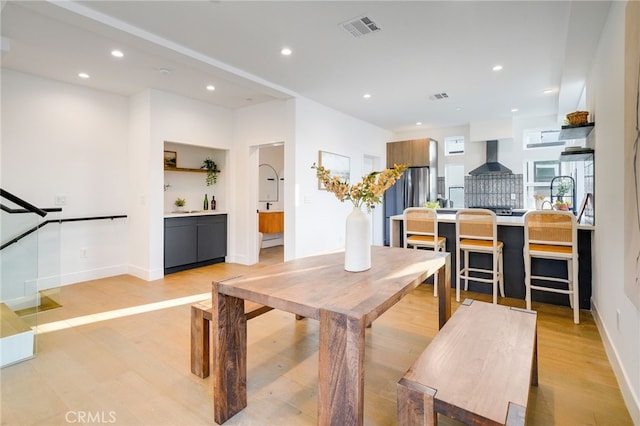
[164,210,227,218]
[390,211,594,230]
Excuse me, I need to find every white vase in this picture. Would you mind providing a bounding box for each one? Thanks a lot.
[344,205,371,272]
[535,199,543,210]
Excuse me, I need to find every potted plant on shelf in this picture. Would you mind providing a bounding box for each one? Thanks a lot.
[201,157,220,186]
[555,180,570,202]
[174,197,186,212]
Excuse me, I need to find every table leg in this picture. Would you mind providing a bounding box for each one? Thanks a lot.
[212,285,247,424]
[318,309,366,426]
[390,217,401,248]
[437,256,451,329]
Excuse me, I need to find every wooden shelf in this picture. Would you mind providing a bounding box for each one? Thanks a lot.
[558,123,595,140]
[560,148,594,162]
[164,166,206,174]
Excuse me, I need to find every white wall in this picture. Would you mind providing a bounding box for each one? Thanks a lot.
[1,70,129,291]
[233,99,291,264]
[392,117,566,177]
[588,2,640,422]
[147,89,234,275]
[510,115,566,174]
[127,90,154,280]
[392,116,571,209]
[292,97,391,260]
[1,69,287,284]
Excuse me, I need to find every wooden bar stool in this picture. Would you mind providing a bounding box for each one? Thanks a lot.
[403,207,446,296]
[455,209,504,304]
[523,210,579,324]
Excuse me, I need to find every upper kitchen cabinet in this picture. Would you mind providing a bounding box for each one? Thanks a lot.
[387,138,436,168]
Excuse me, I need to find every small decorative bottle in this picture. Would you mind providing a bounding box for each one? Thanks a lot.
[211,195,216,211]
[203,194,209,210]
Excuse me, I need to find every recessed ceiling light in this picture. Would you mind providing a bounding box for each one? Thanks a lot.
[111,49,124,58]
[206,85,215,91]
[492,65,503,71]
[159,67,171,75]
[543,89,554,94]
[78,72,89,79]
[363,93,371,99]
[280,47,292,56]
[511,108,519,112]
[455,107,462,111]
[416,122,423,126]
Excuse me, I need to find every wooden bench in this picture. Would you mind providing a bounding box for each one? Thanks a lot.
[397,299,538,425]
[190,299,273,378]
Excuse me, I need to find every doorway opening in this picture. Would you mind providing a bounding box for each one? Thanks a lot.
[257,143,284,264]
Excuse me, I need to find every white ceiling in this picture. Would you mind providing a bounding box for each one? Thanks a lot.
[1,1,612,133]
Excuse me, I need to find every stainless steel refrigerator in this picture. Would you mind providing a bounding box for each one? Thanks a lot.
[383,166,433,246]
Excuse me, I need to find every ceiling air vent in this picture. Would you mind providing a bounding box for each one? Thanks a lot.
[429,92,449,101]
[340,15,381,38]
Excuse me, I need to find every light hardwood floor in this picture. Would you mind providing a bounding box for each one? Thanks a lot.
[1,246,632,425]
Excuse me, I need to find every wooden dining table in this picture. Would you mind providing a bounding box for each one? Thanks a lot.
[212,245,451,425]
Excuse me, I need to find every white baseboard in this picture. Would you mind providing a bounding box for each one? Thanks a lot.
[2,293,41,311]
[228,253,251,265]
[59,265,129,286]
[591,299,640,424]
[128,265,163,281]
[261,239,283,248]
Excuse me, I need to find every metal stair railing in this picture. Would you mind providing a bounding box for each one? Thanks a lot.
[0,188,127,250]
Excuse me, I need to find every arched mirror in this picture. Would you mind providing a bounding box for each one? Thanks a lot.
[259,164,278,202]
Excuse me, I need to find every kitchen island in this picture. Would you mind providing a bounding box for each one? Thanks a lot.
[389,211,593,309]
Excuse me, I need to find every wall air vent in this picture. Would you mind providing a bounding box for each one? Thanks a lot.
[429,92,449,100]
[340,15,381,38]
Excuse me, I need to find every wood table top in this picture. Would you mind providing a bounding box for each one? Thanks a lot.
[215,245,448,325]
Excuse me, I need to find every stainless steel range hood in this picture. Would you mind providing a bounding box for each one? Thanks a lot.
[469,140,512,175]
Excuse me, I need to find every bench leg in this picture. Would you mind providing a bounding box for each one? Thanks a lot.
[397,378,437,426]
[190,305,210,378]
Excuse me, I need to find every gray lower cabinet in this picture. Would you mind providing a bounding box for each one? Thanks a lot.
[164,217,197,268]
[197,215,227,261]
[164,214,227,273]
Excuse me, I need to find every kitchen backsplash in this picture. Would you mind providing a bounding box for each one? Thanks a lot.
[464,174,524,209]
